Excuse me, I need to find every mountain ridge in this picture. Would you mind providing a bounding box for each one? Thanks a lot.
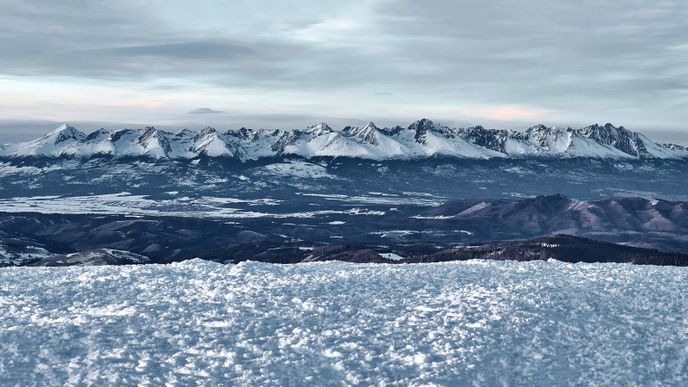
[2,119,687,160]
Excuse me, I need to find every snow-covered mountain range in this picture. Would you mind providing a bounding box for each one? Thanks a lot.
[2,119,686,160]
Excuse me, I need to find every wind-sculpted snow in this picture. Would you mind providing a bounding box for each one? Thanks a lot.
[1,260,686,385]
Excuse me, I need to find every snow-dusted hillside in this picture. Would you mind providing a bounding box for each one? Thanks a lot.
[0,260,686,385]
[2,120,686,160]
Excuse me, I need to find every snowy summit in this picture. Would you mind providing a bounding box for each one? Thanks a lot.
[1,120,686,161]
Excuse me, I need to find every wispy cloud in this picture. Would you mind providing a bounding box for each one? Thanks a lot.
[188,108,223,114]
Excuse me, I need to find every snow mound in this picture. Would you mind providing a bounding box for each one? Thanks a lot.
[252,160,339,179]
[0,260,686,385]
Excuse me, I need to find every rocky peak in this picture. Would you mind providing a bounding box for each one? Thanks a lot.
[50,124,85,144]
[175,129,196,138]
[409,119,440,144]
[138,127,171,157]
[226,127,257,141]
[408,118,437,132]
[195,127,218,140]
[379,125,404,136]
[459,126,509,154]
[3,119,687,160]
[580,123,642,156]
[82,128,110,142]
[342,122,381,145]
[526,124,549,132]
[305,123,333,136]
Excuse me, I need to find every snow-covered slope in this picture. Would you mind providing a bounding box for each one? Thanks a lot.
[2,120,686,160]
[4,124,86,156]
[1,260,687,385]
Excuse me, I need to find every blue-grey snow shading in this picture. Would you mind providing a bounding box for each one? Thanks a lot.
[0,260,687,385]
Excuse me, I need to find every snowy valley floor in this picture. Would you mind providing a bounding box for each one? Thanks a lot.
[1,260,687,385]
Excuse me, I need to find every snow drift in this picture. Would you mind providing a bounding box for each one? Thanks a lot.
[0,260,686,385]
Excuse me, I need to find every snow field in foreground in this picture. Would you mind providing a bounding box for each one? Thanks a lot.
[0,260,687,386]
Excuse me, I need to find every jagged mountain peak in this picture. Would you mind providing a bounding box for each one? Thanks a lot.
[305,122,333,135]
[51,123,76,132]
[582,122,627,134]
[409,118,447,144]
[46,123,84,137]
[578,123,648,156]
[198,126,218,135]
[603,123,631,134]
[140,126,159,137]
[47,123,85,143]
[342,122,383,145]
[355,121,380,134]
[137,128,171,158]
[527,124,550,131]
[82,128,110,142]
[525,124,572,135]
[364,121,378,129]
[379,125,404,136]
[408,118,438,131]
[2,120,687,161]
[225,126,258,139]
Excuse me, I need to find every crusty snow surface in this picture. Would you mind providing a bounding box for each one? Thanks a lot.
[1,260,687,385]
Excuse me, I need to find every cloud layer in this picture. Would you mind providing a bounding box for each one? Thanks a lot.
[0,0,687,140]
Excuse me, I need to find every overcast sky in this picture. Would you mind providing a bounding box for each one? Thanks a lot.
[1,0,687,143]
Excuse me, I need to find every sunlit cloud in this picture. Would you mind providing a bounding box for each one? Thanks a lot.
[473,105,551,121]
